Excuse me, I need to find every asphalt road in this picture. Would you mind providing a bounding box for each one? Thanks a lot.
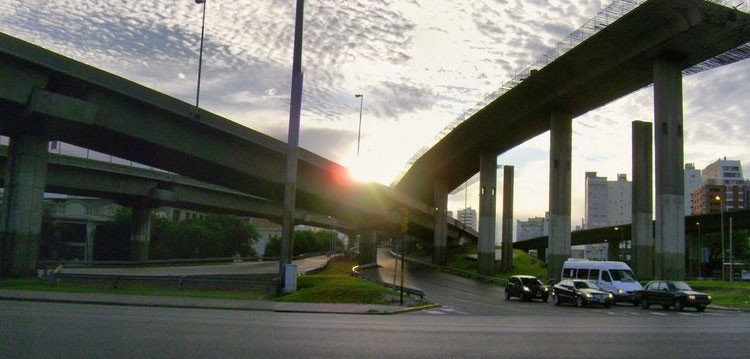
[4,250,750,358]
[3,300,750,358]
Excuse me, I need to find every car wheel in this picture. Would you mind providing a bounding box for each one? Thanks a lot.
[662,304,670,310]
[604,302,611,308]
[674,301,684,312]
[696,305,705,312]
[505,290,511,300]
[553,295,561,306]
[641,299,650,309]
[576,296,584,308]
[542,295,549,303]
[632,299,640,307]
[519,293,527,301]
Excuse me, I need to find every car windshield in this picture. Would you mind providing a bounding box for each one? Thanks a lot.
[521,277,543,286]
[573,281,592,289]
[609,269,637,282]
[669,281,693,291]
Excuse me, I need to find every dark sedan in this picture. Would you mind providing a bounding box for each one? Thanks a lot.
[637,280,711,312]
[505,275,549,302]
[552,279,613,307]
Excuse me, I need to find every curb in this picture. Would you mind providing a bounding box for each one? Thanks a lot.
[0,292,437,315]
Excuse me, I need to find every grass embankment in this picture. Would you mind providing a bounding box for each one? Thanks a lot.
[448,248,547,282]
[276,260,398,304]
[687,280,750,310]
[0,277,268,300]
[0,260,400,305]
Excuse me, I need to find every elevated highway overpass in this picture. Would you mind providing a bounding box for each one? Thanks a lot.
[0,30,479,276]
[0,146,477,267]
[1,0,749,281]
[394,0,750,280]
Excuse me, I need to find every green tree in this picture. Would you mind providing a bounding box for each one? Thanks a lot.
[150,214,259,259]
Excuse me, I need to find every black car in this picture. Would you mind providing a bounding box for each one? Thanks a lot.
[552,279,613,307]
[505,275,549,302]
[636,280,711,312]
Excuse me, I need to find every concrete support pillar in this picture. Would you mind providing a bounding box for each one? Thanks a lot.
[129,206,152,262]
[653,59,685,280]
[358,230,377,267]
[433,180,448,265]
[632,121,654,280]
[0,135,48,277]
[85,221,96,263]
[608,240,620,261]
[548,111,572,283]
[501,166,514,272]
[478,149,497,276]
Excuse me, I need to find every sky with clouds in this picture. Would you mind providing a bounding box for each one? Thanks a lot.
[1,0,749,233]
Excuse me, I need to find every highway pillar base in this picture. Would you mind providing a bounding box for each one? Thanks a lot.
[0,135,48,277]
[129,206,152,262]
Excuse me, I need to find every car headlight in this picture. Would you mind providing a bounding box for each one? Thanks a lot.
[585,293,592,298]
[617,289,625,294]
[708,295,712,300]
[608,293,614,299]
[688,295,696,300]
[543,287,549,292]
[523,286,531,292]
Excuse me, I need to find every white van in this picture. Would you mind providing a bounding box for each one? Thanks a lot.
[561,259,643,305]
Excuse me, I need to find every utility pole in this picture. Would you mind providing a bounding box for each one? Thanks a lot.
[279,0,305,294]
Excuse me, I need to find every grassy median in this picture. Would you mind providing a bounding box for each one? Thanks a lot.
[276,260,400,304]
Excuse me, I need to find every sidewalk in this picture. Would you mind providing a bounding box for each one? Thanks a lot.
[0,289,438,315]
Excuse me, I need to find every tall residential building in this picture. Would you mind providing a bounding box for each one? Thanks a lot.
[516,214,548,242]
[456,207,478,231]
[692,158,747,214]
[685,163,701,215]
[607,173,632,226]
[702,158,744,187]
[584,172,632,261]
[585,172,608,229]
[585,172,632,229]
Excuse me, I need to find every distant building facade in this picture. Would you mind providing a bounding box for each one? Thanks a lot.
[516,214,548,242]
[684,163,701,215]
[456,207,478,231]
[691,158,747,214]
[584,172,632,261]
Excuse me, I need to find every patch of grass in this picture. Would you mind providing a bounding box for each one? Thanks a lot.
[447,249,547,283]
[277,260,398,304]
[687,280,750,310]
[0,277,269,301]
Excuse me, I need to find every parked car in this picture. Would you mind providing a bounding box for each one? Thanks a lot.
[636,280,711,312]
[552,279,614,307]
[561,259,642,305]
[505,275,549,302]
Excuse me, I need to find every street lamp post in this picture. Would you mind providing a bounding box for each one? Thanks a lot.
[696,222,701,278]
[716,195,725,280]
[354,94,364,156]
[195,0,207,108]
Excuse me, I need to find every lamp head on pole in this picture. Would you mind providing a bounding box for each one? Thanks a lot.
[195,0,206,4]
[355,94,363,98]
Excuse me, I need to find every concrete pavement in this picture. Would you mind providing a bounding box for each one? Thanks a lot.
[0,289,438,315]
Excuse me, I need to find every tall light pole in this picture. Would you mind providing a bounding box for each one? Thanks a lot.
[279,0,305,294]
[716,195,725,280]
[354,94,364,156]
[195,0,207,108]
[696,221,701,278]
